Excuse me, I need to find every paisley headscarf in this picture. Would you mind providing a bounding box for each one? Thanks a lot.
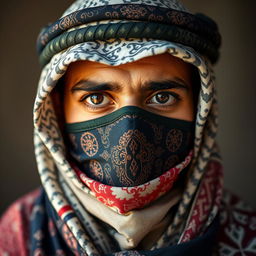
[32,0,223,254]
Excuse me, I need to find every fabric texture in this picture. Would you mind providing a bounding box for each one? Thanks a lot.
[60,172,184,250]
[33,0,221,254]
[71,151,192,214]
[1,182,256,255]
[39,20,220,66]
[2,0,255,255]
[66,106,194,188]
[36,3,220,54]
[37,1,221,66]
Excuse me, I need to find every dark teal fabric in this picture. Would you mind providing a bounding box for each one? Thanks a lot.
[31,189,219,255]
[37,4,221,54]
[39,21,219,66]
[65,106,194,187]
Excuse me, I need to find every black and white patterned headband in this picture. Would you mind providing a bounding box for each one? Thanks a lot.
[37,4,221,67]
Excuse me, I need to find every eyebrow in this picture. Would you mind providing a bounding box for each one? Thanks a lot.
[71,78,189,93]
[71,80,121,93]
[145,78,189,92]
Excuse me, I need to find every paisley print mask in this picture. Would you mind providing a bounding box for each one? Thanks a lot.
[65,106,194,187]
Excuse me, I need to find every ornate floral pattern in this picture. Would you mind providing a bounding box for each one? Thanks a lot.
[74,151,192,214]
[67,109,193,187]
[111,129,155,186]
[119,5,147,19]
[62,0,189,18]
[32,36,219,254]
[1,173,256,256]
[37,2,221,56]
[80,132,99,157]
[30,0,224,254]
[166,129,183,152]
[217,191,256,256]
[89,160,104,181]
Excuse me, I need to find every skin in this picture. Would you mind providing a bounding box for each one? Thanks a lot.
[63,53,195,123]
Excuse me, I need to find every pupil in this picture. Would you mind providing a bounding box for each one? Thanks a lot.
[91,94,103,104]
[156,93,169,103]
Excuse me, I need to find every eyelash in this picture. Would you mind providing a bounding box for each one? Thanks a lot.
[80,91,181,110]
[147,91,181,105]
[80,93,113,110]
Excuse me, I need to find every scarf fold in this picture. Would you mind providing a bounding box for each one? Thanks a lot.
[71,151,192,214]
[30,158,222,255]
[31,189,220,256]
[37,3,220,54]
[60,170,182,250]
[33,0,222,254]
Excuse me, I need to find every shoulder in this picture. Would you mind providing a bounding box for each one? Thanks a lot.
[217,189,256,255]
[0,188,41,256]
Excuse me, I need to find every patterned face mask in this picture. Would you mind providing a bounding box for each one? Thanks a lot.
[65,106,194,187]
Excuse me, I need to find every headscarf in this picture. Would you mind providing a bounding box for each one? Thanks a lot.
[33,0,223,254]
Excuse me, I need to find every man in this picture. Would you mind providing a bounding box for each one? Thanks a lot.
[1,0,255,255]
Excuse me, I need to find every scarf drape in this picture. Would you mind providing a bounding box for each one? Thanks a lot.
[32,0,223,254]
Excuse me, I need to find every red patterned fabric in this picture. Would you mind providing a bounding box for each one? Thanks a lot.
[217,191,256,255]
[0,187,256,256]
[0,189,40,256]
[74,151,193,214]
[180,161,223,242]
[1,179,256,255]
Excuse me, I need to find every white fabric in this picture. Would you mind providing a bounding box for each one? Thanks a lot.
[33,1,221,254]
[63,170,182,249]
[62,0,190,17]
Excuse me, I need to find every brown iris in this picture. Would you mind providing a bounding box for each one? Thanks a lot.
[90,94,104,105]
[155,92,170,104]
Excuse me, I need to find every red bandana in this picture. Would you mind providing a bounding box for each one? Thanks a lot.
[74,151,193,214]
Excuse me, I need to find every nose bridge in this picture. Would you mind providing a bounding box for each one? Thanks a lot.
[120,94,142,108]
[119,82,145,108]
[117,66,146,108]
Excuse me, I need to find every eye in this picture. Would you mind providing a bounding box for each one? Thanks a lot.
[148,92,178,105]
[83,93,111,106]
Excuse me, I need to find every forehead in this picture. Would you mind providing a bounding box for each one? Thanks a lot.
[64,53,194,86]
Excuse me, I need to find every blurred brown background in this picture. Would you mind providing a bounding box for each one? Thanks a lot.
[0,0,256,215]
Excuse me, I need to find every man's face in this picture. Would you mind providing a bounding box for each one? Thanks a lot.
[63,53,195,123]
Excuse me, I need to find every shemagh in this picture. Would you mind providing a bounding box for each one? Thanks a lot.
[33,0,223,255]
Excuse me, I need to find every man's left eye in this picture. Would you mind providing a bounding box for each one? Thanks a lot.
[85,93,110,105]
[149,92,177,105]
